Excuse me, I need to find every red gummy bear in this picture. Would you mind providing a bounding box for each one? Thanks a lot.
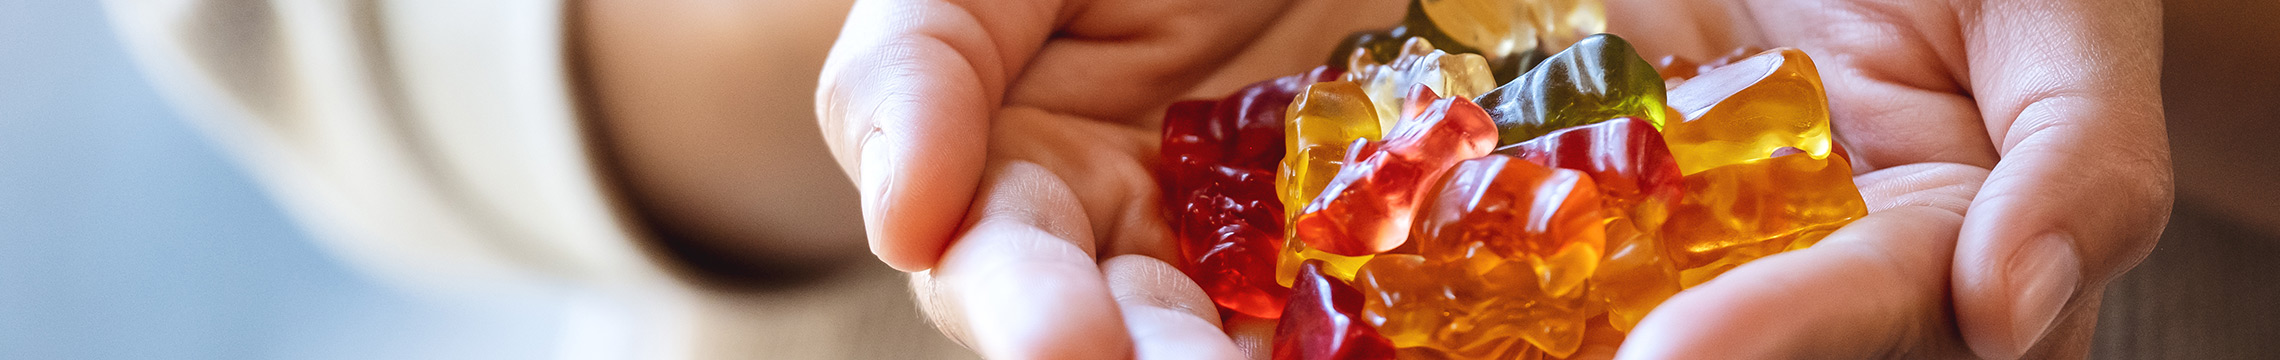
[1160,67,1340,318]
[1273,260,1397,360]
[1495,117,1684,226]
[1293,87,1499,256]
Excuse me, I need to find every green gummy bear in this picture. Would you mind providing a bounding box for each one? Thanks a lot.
[1472,33,1668,146]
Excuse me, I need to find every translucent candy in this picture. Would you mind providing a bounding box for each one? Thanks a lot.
[1662,152,1866,287]
[1277,81,1386,286]
[1411,155,1606,297]
[1342,38,1498,131]
[1661,48,1834,174]
[1159,67,1341,318]
[1274,260,1398,360]
[1327,0,1606,82]
[1293,90,1499,256]
[1495,118,1683,331]
[1474,34,1670,145]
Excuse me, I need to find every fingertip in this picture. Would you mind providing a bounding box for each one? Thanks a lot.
[818,3,998,272]
[863,112,991,273]
[867,153,981,272]
[947,223,1129,360]
[1954,232,2083,360]
[1104,255,1242,359]
[1121,306,1245,360]
[1103,255,1221,328]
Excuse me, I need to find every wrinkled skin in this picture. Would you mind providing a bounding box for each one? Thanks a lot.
[814,0,2168,359]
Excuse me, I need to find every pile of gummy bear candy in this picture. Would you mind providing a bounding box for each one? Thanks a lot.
[1155,0,1870,359]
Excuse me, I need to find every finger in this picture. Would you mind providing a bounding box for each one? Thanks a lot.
[1617,206,1974,360]
[916,160,1128,359]
[816,0,1065,271]
[1103,255,1246,360]
[1950,0,2171,358]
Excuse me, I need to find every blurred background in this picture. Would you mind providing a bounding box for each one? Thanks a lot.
[0,1,564,359]
[2,0,2275,359]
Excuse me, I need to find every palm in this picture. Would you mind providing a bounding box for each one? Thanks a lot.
[989,0,1991,356]
[871,0,2156,358]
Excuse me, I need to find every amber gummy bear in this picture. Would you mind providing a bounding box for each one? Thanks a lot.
[1274,260,1398,360]
[1495,118,1684,331]
[1356,256,1592,357]
[1652,48,1864,286]
[1160,67,1340,318]
[1348,157,1610,357]
[1412,155,1606,298]
[1662,151,1866,287]
[1293,90,1498,256]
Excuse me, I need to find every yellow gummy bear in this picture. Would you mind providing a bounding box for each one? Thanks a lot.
[1276,81,1384,285]
[1662,48,1836,174]
[1343,38,1499,132]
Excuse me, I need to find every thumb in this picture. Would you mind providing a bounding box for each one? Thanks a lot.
[815,0,1062,271]
[1949,0,2170,358]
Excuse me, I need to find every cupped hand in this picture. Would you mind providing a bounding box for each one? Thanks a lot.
[1604,0,2170,358]
[816,0,2172,358]
[816,0,1401,358]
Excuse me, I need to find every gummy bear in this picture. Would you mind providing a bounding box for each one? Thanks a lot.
[1276,81,1385,285]
[1341,38,1498,131]
[1662,151,1866,287]
[1292,89,1498,256]
[1160,66,1341,318]
[1328,0,1606,82]
[1473,34,1670,145]
[1274,260,1398,360]
[1661,48,1834,174]
[1353,158,1609,358]
[1355,254,1591,358]
[1494,118,1683,331]
[1411,155,1606,297]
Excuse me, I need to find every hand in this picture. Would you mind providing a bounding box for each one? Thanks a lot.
[816,0,1403,358]
[1604,0,2171,358]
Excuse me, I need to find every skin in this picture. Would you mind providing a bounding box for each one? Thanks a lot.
[806,0,2169,359]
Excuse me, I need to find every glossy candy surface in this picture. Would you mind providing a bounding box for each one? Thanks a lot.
[1162,30,1869,356]
[1661,48,1833,174]
[1328,0,1606,82]
[1474,34,1670,145]
[1350,156,1612,358]
[1495,118,1684,330]
[1277,81,1386,285]
[1663,152,1865,286]
[1356,251,1592,357]
[1293,90,1499,256]
[1275,260,1399,360]
[1342,38,1498,131]
[1412,155,1606,297]
[1160,67,1340,318]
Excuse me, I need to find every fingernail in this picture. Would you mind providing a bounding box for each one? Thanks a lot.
[860,129,894,244]
[2005,233,2081,357]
